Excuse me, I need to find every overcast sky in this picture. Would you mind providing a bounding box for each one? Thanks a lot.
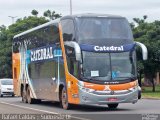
[1,0,160,26]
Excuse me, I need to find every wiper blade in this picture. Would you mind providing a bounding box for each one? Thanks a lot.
[114,76,136,80]
[80,77,92,81]
[81,76,99,81]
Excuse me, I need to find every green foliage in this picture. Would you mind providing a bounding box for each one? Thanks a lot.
[43,10,61,20]
[31,9,38,16]
[142,85,160,98]
[0,13,49,78]
[132,16,160,91]
[0,9,61,78]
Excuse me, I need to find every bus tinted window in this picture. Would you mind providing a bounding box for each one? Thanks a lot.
[27,24,59,49]
[61,19,75,41]
[13,24,60,51]
[76,17,133,45]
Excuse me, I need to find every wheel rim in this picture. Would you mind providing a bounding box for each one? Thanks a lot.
[22,91,27,103]
[61,89,68,109]
[27,88,31,103]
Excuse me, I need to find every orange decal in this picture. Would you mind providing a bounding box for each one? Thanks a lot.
[84,81,137,91]
[12,53,21,96]
[58,23,80,104]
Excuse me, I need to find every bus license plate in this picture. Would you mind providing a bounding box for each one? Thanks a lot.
[107,98,118,102]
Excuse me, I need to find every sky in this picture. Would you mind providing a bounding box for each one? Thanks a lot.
[0,0,160,26]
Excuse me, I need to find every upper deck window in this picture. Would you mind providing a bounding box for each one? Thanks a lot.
[61,19,75,41]
[76,17,133,45]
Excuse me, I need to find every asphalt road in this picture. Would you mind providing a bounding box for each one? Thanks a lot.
[0,96,160,120]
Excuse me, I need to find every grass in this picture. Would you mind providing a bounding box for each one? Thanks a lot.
[142,85,160,99]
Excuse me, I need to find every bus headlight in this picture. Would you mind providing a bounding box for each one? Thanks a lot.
[78,81,95,93]
[82,87,95,93]
[129,87,136,92]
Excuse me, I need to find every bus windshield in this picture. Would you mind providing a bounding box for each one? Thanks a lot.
[76,17,133,45]
[82,51,137,82]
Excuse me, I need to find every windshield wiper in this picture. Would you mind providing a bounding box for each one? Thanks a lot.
[81,76,100,81]
[114,76,136,80]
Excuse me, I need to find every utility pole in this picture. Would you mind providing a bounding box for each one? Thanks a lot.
[8,16,17,24]
[70,0,72,15]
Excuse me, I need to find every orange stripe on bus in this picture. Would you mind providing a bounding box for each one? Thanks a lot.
[58,23,80,104]
[84,81,137,91]
[12,53,21,96]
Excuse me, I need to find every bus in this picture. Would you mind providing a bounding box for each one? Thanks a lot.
[12,13,147,109]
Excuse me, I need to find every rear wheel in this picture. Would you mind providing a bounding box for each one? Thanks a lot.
[108,104,119,109]
[60,87,70,110]
[26,87,34,104]
[35,99,41,104]
[22,90,27,103]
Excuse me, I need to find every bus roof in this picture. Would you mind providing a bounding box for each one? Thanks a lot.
[13,13,124,39]
[61,13,123,20]
[13,18,60,39]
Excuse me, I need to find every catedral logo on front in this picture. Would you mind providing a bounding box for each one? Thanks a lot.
[94,45,124,52]
[31,47,54,62]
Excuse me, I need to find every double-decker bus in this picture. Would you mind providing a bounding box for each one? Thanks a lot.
[12,14,147,109]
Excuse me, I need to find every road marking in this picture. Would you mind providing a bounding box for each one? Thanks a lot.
[0,101,90,120]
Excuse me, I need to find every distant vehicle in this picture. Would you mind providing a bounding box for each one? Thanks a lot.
[0,78,14,97]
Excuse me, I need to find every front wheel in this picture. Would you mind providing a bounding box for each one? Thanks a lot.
[108,103,119,109]
[60,87,71,110]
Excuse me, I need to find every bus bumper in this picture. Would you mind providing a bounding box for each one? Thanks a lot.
[78,87,139,105]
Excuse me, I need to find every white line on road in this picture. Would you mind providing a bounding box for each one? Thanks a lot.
[0,101,90,120]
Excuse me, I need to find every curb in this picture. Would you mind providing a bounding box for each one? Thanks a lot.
[142,97,160,100]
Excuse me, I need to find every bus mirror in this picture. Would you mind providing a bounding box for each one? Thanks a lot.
[64,41,82,62]
[135,42,148,60]
[65,47,76,58]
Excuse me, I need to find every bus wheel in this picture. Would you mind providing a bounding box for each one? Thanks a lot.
[108,104,119,109]
[22,91,27,103]
[60,87,70,110]
[34,99,41,104]
[26,87,34,104]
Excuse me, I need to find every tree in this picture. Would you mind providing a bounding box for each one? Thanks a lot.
[0,16,48,78]
[43,10,61,20]
[132,16,160,92]
[0,9,62,78]
[31,9,38,17]
[133,15,148,26]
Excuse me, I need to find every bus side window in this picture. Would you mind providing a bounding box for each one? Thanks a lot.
[65,46,79,78]
[61,19,75,41]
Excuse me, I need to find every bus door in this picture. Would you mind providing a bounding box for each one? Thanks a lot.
[50,46,63,101]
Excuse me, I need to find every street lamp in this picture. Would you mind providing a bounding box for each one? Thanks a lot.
[8,16,17,24]
[70,0,72,15]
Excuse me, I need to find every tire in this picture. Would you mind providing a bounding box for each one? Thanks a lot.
[26,87,34,104]
[34,99,41,104]
[12,94,15,97]
[22,90,27,103]
[0,90,2,97]
[138,90,141,99]
[60,87,71,110]
[108,103,119,109]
